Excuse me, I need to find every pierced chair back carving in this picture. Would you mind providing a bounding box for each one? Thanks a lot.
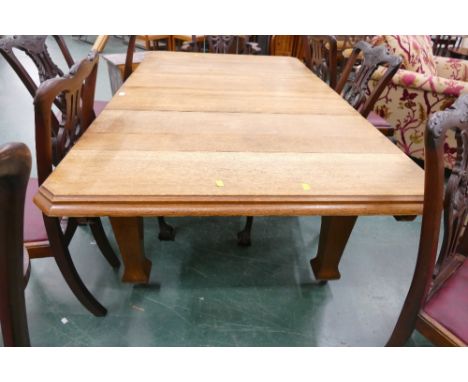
[206,35,236,54]
[387,94,468,346]
[335,41,402,118]
[302,36,338,89]
[181,35,261,55]
[0,35,74,98]
[0,142,32,346]
[34,51,99,185]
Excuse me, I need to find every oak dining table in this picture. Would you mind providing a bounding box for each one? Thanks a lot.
[34,51,425,284]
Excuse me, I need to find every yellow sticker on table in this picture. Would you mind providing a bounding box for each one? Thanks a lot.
[215,180,224,188]
[302,183,311,191]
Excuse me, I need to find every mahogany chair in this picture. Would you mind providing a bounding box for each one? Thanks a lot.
[180,35,261,55]
[0,35,107,116]
[0,35,120,273]
[301,35,338,89]
[0,142,32,347]
[335,41,402,120]
[238,41,402,247]
[387,94,468,346]
[32,51,118,316]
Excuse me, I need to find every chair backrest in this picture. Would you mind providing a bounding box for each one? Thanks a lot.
[301,36,338,89]
[387,94,468,346]
[34,51,99,185]
[185,35,254,54]
[0,35,74,98]
[0,142,32,346]
[335,40,402,118]
[432,35,463,57]
[123,35,137,81]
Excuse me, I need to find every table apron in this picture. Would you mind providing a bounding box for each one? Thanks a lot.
[35,197,422,218]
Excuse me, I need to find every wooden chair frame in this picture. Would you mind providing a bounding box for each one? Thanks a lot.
[336,40,402,118]
[0,142,32,346]
[180,35,261,55]
[34,52,116,316]
[0,35,73,99]
[301,35,338,89]
[0,35,120,268]
[387,94,468,346]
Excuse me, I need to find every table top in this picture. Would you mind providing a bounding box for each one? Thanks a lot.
[35,51,424,217]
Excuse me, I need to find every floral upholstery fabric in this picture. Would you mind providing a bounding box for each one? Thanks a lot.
[370,48,468,168]
[371,35,437,76]
[435,56,468,81]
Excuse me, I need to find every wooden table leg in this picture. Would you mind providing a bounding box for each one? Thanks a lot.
[110,217,151,284]
[168,36,175,51]
[310,216,357,281]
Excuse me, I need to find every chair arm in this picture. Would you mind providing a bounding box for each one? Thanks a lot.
[434,56,468,81]
[372,67,468,97]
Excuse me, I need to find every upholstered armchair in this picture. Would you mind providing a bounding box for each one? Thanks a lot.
[370,35,468,168]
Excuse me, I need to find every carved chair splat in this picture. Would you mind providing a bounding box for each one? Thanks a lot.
[301,35,338,89]
[180,35,261,55]
[0,35,73,98]
[335,40,402,119]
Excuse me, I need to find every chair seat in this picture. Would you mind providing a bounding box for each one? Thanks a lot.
[368,111,394,137]
[423,259,468,343]
[24,178,47,243]
[368,111,391,127]
[93,100,108,116]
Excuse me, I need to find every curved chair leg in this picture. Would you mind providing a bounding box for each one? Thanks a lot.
[63,217,78,245]
[89,218,121,269]
[158,217,175,241]
[386,319,415,346]
[237,216,253,247]
[44,216,107,317]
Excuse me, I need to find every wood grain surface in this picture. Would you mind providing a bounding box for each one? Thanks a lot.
[35,51,424,217]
